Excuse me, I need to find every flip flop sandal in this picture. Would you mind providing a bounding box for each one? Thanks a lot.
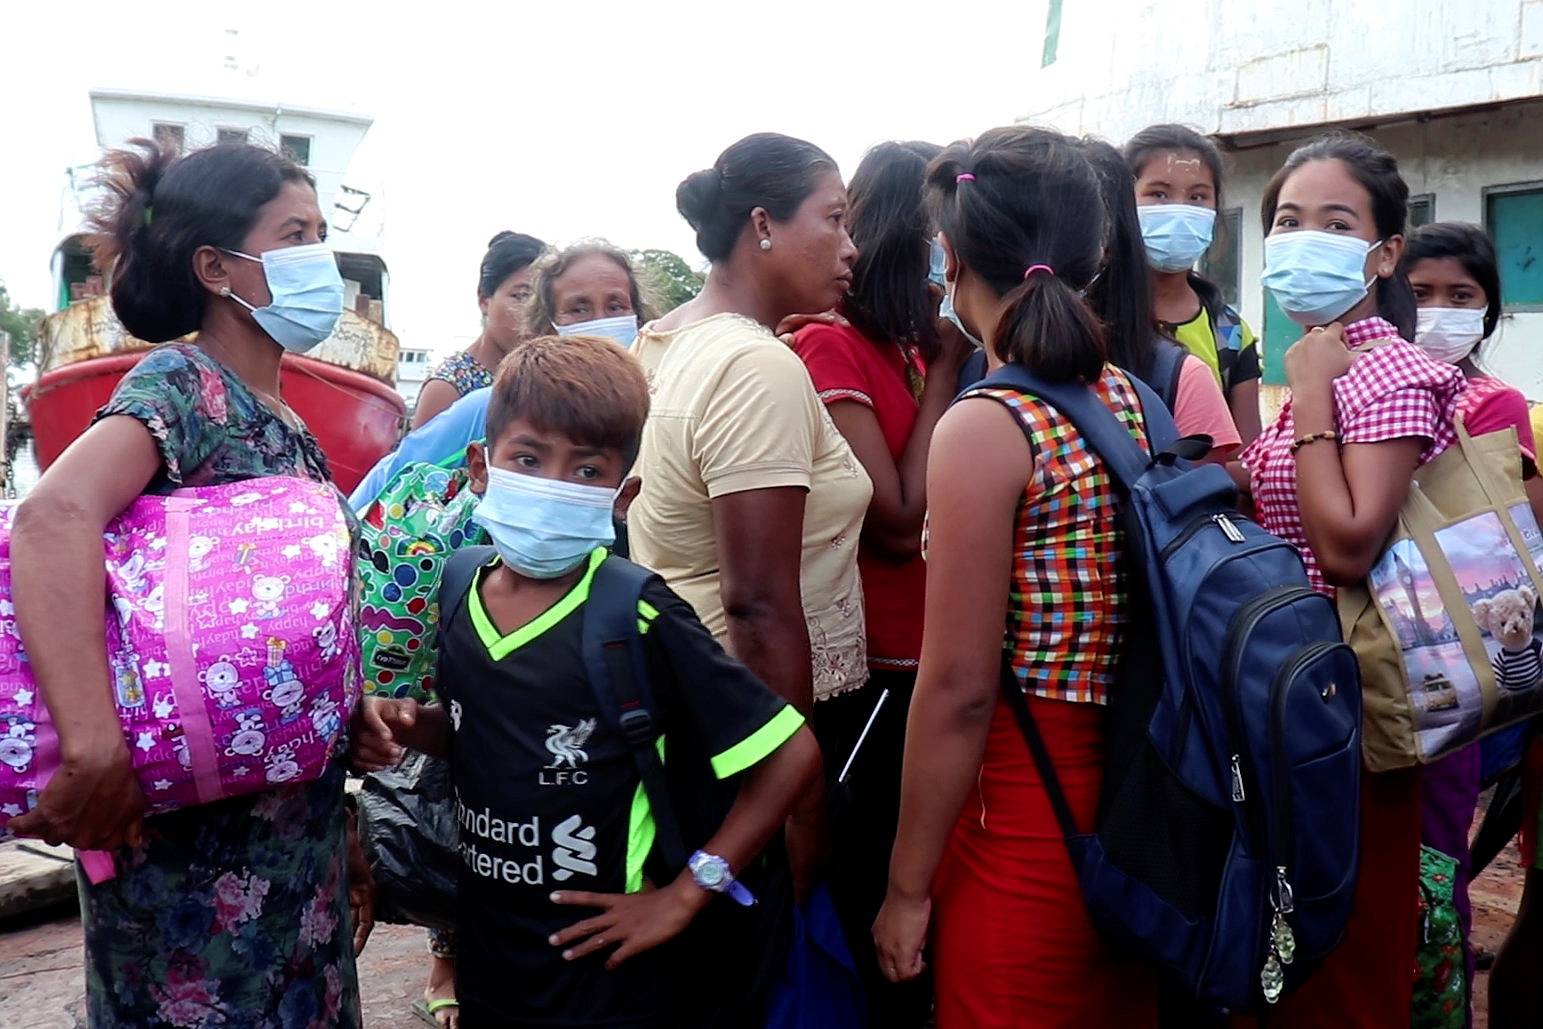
[413,997,460,1027]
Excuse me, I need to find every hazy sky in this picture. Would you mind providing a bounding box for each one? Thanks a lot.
[1,0,1046,360]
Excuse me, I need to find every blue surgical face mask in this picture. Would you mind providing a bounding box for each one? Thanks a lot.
[554,314,639,348]
[939,290,983,349]
[928,238,948,287]
[1137,204,1216,273]
[473,466,616,579]
[223,243,345,353]
[1261,230,1383,328]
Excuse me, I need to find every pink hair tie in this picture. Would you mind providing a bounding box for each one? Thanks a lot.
[1024,264,1055,280]
[956,173,975,183]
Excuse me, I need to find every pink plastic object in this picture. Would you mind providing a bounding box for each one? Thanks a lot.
[0,476,359,837]
[77,850,117,883]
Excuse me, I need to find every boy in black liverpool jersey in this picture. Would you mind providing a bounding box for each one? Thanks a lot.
[354,335,822,1028]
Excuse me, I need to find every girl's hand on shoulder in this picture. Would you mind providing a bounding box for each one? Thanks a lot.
[1284,324,1353,389]
[775,310,849,346]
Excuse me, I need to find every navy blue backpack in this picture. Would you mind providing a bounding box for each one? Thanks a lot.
[968,364,1363,1012]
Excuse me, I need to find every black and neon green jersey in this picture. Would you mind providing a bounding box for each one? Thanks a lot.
[435,548,803,1026]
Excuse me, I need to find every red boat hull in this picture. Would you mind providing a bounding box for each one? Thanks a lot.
[26,352,405,494]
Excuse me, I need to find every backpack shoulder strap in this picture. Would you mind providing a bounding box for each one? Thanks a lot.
[1213,302,1241,334]
[1147,337,1188,414]
[437,545,496,632]
[580,555,688,873]
[955,348,988,398]
[998,664,1083,844]
[972,364,1177,490]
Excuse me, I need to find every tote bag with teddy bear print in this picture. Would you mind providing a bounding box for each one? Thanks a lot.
[1339,418,1543,772]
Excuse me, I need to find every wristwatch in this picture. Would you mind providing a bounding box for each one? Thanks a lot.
[688,850,756,906]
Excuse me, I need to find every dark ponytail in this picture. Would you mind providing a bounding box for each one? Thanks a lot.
[1261,131,1417,340]
[928,127,1106,382]
[1079,137,1158,382]
[88,139,314,343]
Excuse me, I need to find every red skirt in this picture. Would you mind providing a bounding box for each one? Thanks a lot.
[930,695,1157,1029]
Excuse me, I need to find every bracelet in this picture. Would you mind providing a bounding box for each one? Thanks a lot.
[1290,430,1338,454]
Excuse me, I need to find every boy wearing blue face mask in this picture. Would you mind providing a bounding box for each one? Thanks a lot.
[353,334,822,1029]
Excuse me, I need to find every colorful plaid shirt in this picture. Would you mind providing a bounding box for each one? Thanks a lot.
[962,366,1150,705]
[1240,316,1466,594]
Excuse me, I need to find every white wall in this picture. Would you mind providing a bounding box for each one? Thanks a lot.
[1024,0,1543,141]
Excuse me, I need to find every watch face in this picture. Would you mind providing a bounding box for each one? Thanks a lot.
[696,860,726,888]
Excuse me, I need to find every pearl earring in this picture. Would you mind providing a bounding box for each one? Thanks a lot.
[759,239,772,252]
[219,286,232,297]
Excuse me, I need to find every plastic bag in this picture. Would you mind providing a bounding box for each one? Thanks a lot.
[357,750,459,931]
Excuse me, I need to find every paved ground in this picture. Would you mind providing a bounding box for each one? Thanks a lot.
[1,833,1532,1027]
[0,911,431,1029]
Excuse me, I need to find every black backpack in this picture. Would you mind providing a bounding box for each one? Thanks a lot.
[438,547,793,1026]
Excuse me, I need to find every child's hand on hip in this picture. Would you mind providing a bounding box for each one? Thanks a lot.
[549,878,710,970]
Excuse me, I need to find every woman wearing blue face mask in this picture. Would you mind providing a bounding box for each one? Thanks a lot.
[8,139,363,1025]
[1081,137,1241,464]
[1234,131,1465,1028]
[526,240,657,348]
[1126,124,1263,445]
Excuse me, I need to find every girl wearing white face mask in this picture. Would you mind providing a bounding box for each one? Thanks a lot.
[525,240,658,348]
[1402,222,1543,1029]
[1402,222,1541,513]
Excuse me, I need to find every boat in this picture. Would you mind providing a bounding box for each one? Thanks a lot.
[23,87,407,495]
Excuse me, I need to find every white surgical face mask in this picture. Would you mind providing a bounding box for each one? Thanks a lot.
[1414,307,1485,364]
[554,314,639,348]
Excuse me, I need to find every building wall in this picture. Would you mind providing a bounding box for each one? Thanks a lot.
[1221,101,1543,399]
[1025,0,1543,141]
[89,93,370,215]
[1019,1,1543,401]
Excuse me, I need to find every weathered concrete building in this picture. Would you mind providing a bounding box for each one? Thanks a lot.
[1021,0,1543,399]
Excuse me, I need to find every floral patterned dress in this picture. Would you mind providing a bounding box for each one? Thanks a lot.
[83,344,361,1028]
[425,350,494,399]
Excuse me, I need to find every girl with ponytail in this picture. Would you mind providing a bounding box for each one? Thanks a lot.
[874,126,1158,1028]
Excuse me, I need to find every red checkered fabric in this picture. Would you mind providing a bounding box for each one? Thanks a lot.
[1241,317,1466,594]
[957,366,1151,704]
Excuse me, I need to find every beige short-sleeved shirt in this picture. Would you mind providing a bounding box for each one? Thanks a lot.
[629,313,872,701]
